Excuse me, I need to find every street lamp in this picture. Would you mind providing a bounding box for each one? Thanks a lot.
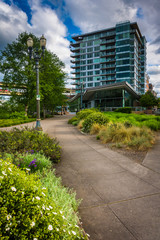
[27,35,46,130]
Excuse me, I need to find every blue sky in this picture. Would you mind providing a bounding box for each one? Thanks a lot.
[0,0,160,94]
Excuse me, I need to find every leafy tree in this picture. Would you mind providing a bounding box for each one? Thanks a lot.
[140,91,158,108]
[0,32,66,116]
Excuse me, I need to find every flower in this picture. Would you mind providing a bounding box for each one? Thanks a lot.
[8,168,12,172]
[22,192,24,195]
[53,212,57,215]
[33,238,38,240]
[31,222,35,227]
[6,215,12,220]
[48,225,53,231]
[2,171,7,176]
[42,187,46,190]
[42,192,45,196]
[49,206,53,209]
[26,168,30,171]
[72,230,76,235]
[11,187,16,192]
[6,227,10,231]
[35,196,40,200]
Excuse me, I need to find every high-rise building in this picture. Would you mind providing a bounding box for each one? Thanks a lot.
[70,21,146,95]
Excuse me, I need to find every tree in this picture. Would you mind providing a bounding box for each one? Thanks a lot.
[140,91,158,109]
[0,32,66,116]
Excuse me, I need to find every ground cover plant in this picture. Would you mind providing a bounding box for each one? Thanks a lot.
[0,118,36,128]
[68,109,158,151]
[0,127,61,163]
[0,157,87,239]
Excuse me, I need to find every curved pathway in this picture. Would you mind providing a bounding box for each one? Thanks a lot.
[1,116,160,240]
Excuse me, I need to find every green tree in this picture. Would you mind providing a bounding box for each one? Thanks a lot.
[140,91,158,108]
[0,32,66,116]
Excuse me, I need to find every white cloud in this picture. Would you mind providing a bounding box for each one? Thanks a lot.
[65,0,137,33]
[0,0,71,75]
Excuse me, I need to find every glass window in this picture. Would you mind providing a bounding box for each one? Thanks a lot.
[94,70,100,75]
[94,40,100,45]
[80,42,86,47]
[87,47,93,53]
[87,77,93,81]
[87,65,93,70]
[93,58,100,63]
[94,52,100,57]
[94,46,100,51]
[80,49,86,53]
[87,41,93,46]
[81,55,86,59]
[87,71,93,76]
[80,72,86,76]
[80,66,86,70]
[80,60,86,65]
[87,53,93,58]
[87,59,93,64]
[88,83,93,87]
[94,64,100,69]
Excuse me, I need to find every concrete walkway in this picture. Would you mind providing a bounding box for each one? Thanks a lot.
[1,116,160,240]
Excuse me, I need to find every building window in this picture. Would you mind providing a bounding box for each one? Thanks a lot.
[87,53,93,58]
[87,41,93,46]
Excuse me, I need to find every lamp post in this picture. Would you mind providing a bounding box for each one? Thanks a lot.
[27,35,46,130]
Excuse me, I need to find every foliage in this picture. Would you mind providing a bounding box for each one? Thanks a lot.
[0,127,61,163]
[82,112,109,133]
[39,170,82,230]
[114,107,132,113]
[140,91,158,108]
[77,108,99,120]
[0,119,35,128]
[0,32,66,116]
[68,116,78,124]
[4,152,52,174]
[98,123,155,150]
[103,112,160,131]
[90,123,101,135]
[0,111,27,120]
[0,158,86,239]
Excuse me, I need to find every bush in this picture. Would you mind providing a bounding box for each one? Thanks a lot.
[0,127,61,163]
[82,112,109,133]
[0,118,36,128]
[77,108,99,120]
[90,123,101,135]
[142,120,160,131]
[0,158,86,239]
[98,123,155,150]
[6,152,52,173]
[68,116,78,124]
[114,107,132,113]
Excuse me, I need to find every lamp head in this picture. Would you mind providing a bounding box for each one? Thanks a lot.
[27,37,33,48]
[40,35,46,50]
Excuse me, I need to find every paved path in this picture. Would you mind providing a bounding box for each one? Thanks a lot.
[1,116,160,240]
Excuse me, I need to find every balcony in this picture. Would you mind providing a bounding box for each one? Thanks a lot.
[70,52,80,58]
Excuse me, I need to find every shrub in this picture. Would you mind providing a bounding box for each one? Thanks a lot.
[98,123,155,150]
[77,108,99,120]
[68,116,78,124]
[0,111,27,120]
[0,127,61,163]
[6,152,52,173]
[0,158,86,239]
[82,112,109,133]
[77,120,84,130]
[0,119,36,128]
[90,123,101,135]
[114,107,132,113]
[142,120,160,131]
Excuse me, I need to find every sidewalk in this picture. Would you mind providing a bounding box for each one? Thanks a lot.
[1,116,160,240]
[41,116,160,240]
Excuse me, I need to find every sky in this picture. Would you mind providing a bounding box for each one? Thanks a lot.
[0,0,160,95]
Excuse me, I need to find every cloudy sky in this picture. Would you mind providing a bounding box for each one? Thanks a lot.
[0,0,160,95]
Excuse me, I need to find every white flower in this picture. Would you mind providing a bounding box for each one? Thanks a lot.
[56,228,59,231]
[60,210,62,214]
[42,192,45,196]
[63,229,66,232]
[53,212,57,215]
[49,206,53,209]
[75,224,79,228]
[31,222,35,227]
[0,176,4,179]
[32,198,35,202]
[6,227,10,231]
[33,238,38,240]
[26,168,30,171]
[42,187,46,190]
[72,230,76,235]
[35,196,40,200]
[2,171,7,176]
[6,215,12,220]
[22,192,24,195]
[42,205,45,210]
[8,168,12,172]
[86,233,90,237]
[11,187,16,192]
[62,216,66,219]
[48,225,53,231]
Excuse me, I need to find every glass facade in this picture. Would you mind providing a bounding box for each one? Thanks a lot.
[70,21,146,96]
